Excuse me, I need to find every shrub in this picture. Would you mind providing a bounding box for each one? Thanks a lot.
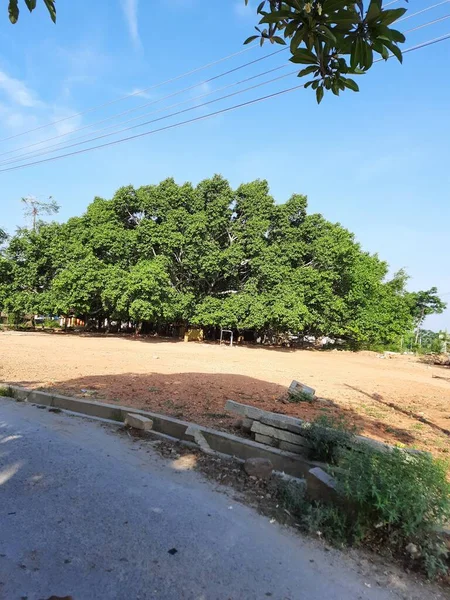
[337,447,450,578]
[277,479,352,546]
[0,385,16,398]
[302,414,358,465]
[287,389,314,403]
[277,432,450,579]
[43,319,60,328]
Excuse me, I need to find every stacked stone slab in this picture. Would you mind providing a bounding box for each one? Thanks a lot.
[225,400,312,456]
[225,399,393,457]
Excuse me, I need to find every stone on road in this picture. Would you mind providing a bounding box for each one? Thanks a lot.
[0,399,420,599]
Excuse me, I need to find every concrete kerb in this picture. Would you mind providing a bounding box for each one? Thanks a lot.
[6,386,317,479]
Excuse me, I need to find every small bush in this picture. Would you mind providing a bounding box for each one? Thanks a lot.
[302,414,358,465]
[0,385,16,398]
[43,319,60,328]
[277,435,450,579]
[288,389,314,403]
[337,447,450,578]
[277,479,352,546]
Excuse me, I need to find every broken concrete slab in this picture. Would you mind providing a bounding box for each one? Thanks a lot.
[241,417,254,433]
[254,433,276,446]
[251,421,311,448]
[279,440,309,456]
[185,425,212,454]
[259,412,305,435]
[125,413,153,431]
[225,400,267,421]
[306,467,338,504]
[289,380,315,400]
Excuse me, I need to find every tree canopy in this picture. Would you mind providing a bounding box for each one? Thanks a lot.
[0,175,444,347]
[7,1,407,102]
[244,0,407,101]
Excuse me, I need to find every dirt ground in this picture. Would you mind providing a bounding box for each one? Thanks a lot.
[1,331,449,457]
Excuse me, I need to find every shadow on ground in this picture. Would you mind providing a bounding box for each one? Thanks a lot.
[344,384,450,438]
[15,371,421,448]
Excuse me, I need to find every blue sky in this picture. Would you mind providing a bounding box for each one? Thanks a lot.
[0,0,449,329]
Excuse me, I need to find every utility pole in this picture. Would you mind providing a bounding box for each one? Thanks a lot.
[21,195,59,231]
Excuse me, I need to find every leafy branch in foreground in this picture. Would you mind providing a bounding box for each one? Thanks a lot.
[244,0,407,102]
[8,0,56,24]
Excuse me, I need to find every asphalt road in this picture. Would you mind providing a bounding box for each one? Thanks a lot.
[0,399,426,600]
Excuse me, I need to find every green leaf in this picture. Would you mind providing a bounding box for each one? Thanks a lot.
[383,39,403,63]
[8,0,19,23]
[388,29,406,44]
[380,44,389,60]
[244,35,259,45]
[362,41,373,69]
[260,10,291,24]
[298,65,318,77]
[323,0,349,14]
[318,25,337,44]
[24,0,37,10]
[379,8,407,27]
[350,38,361,70]
[43,0,56,23]
[342,77,359,92]
[290,27,305,52]
[290,48,318,64]
[366,0,381,22]
[270,36,286,45]
[284,20,298,38]
[316,86,324,104]
[257,1,266,13]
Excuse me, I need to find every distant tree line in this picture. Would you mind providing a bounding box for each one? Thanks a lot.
[0,176,445,347]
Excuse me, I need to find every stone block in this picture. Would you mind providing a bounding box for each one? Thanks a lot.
[279,441,309,456]
[354,435,390,453]
[259,413,304,435]
[243,457,273,479]
[241,418,254,432]
[225,400,267,421]
[185,425,212,454]
[125,413,153,431]
[289,380,315,400]
[251,421,311,448]
[254,433,277,446]
[306,467,338,504]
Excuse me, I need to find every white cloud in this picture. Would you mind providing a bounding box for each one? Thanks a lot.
[130,88,152,100]
[121,0,142,49]
[0,70,44,108]
[0,68,83,152]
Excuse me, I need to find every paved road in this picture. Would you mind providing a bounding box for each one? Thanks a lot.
[0,400,422,600]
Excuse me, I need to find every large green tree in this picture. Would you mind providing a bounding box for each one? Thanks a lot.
[0,175,444,347]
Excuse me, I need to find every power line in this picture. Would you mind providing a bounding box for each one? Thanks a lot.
[1,33,449,175]
[404,13,450,33]
[0,64,291,167]
[0,47,287,160]
[0,44,257,144]
[0,85,306,173]
[0,69,298,167]
[399,0,450,22]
